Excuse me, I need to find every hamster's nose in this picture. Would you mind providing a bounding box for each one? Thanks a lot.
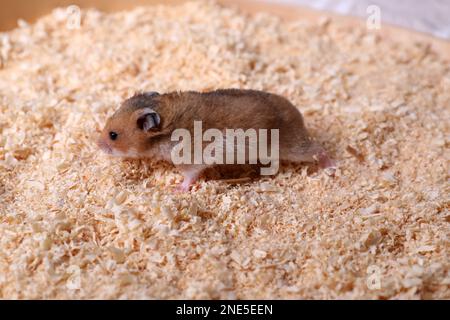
[96,136,103,148]
[97,137,112,154]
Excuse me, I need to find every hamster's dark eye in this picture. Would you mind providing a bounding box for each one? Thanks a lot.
[109,131,118,141]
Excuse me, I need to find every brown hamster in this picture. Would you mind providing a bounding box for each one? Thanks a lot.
[97,89,335,191]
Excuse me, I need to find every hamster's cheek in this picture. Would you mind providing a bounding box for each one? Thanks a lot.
[110,147,140,159]
[126,148,140,158]
[109,149,126,157]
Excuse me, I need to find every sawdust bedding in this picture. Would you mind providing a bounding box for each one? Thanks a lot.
[0,1,448,299]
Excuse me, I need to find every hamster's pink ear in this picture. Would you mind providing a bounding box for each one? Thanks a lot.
[136,108,161,132]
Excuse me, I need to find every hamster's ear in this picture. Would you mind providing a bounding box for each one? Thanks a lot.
[136,108,161,132]
[143,91,160,98]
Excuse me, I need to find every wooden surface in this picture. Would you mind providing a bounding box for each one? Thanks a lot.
[0,0,184,31]
[1,0,449,59]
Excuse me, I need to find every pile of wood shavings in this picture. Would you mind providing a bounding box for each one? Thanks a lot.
[0,1,448,299]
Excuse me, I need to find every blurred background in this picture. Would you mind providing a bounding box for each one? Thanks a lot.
[1,0,450,39]
[276,0,450,39]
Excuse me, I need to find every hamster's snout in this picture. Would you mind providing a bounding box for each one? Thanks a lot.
[97,137,112,154]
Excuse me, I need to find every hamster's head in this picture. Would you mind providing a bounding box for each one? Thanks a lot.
[97,92,161,158]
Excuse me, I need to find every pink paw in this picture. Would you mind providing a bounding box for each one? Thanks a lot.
[173,180,193,193]
[316,151,337,176]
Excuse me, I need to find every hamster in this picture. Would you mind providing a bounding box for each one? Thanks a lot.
[97,89,335,191]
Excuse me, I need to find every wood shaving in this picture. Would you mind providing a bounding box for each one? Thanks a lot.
[0,1,448,299]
